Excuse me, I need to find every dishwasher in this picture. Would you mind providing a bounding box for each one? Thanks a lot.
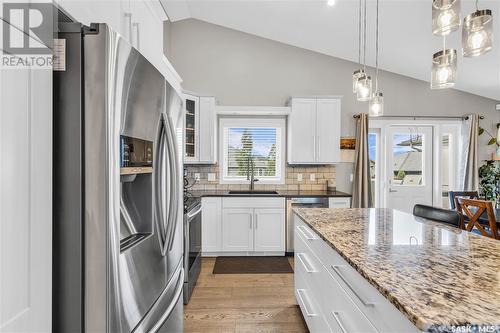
[286,197,329,255]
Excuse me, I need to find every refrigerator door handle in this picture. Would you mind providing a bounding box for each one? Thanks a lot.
[163,112,180,252]
[154,114,169,253]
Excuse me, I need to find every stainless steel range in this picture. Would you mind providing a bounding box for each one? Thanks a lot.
[183,195,202,303]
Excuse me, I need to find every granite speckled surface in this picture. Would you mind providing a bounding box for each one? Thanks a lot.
[293,208,500,332]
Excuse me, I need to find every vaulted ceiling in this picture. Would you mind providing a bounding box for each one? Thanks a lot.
[162,0,500,101]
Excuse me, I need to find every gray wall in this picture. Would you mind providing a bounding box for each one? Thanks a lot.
[165,18,500,192]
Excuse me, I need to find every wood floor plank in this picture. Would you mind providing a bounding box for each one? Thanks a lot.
[184,257,307,333]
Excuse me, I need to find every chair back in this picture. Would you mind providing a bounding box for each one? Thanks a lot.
[449,191,478,209]
[413,204,461,228]
[456,198,499,240]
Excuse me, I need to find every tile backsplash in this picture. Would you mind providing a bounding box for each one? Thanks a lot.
[185,165,336,191]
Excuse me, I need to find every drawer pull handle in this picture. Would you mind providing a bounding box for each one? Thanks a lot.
[297,253,317,273]
[331,265,376,307]
[297,226,318,240]
[332,311,348,333]
[296,289,317,317]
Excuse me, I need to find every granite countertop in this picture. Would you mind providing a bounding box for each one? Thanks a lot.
[293,208,500,332]
[185,189,351,198]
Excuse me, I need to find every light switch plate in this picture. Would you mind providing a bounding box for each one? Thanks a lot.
[194,173,200,181]
[207,173,216,182]
[297,174,303,182]
[310,174,315,181]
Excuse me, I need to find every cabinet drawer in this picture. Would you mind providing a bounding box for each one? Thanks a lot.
[295,273,331,333]
[223,197,284,209]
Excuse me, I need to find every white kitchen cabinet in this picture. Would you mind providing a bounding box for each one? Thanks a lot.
[294,216,418,333]
[329,197,351,208]
[219,197,285,255]
[222,209,254,252]
[288,97,341,164]
[201,197,222,254]
[184,94,217,164]
[254,209,285,252]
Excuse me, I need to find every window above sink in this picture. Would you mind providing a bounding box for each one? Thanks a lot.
[219,117,286,184]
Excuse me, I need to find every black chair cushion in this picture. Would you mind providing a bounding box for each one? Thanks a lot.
[413,204,461,228]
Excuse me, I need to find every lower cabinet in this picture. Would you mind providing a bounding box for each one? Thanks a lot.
[329,197,351,208]
[294,214,418,333]
[201,197,285,256]
[222,208,254,252]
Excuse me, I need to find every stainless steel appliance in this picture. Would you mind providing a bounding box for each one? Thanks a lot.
[53,21,184,332]
[183,196,202,303]
[286,197,329,254]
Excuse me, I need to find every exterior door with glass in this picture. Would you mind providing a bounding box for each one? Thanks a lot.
[386,126,433,213]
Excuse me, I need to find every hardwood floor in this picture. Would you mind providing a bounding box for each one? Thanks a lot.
[184,257,308,333]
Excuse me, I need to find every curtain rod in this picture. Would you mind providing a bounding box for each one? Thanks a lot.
[352,114,484,120]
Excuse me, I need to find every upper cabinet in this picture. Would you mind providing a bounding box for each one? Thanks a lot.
[55,0,180,90]
[287,97,341,164]
[184,94,217,164]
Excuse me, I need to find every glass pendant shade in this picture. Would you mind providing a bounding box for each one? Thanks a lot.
[356,75,372,101]
[432,0,461,36]
[431,49,457,89]
[462,9,493,57]
[369,92,384,117]
[352,69,365,93]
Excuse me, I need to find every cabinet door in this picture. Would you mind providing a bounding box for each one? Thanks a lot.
[329,197,351,208]
[222,209,254,252]
[184,94,199,163]
[201,197,222,253]
[288,98,316,164]
[254,209,285,252]
[198,97,216,164]
[316,98,341,163]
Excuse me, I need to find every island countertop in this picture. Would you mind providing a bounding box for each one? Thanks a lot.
[293,208,500,332]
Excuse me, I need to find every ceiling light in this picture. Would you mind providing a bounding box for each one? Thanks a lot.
[432,0,461,36]
[431,49,457,89]
[352,69,365,93]
[369,92,384,117]
[327,0,336,6]
[357,75,372,101]
[462,9,493,57]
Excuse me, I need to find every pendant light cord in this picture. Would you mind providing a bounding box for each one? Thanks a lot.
[475,0,479,11]
[363,0,367,70]
[358,0,361,65]
[375,0,379,91]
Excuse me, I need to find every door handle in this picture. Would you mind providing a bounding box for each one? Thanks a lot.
[124,12,132,42]
[331,311,348,333]
[249,215,253,229]
[132,22,140,49]
[154,115,168,253]
[297,226,318,240]
[164,113,180,252]
[296,289,317,317]
[389,188,398,193]
[255,215,258,229]
[296,253,317,273]
[331,265,376,307]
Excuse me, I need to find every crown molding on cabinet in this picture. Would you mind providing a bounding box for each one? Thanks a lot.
[216,106,291,116]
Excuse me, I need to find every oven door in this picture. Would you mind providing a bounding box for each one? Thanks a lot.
[183,202,202,303]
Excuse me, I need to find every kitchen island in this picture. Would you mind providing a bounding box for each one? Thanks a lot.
[293,208,500,333]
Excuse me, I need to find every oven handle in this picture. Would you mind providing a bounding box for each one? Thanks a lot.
[187,204,202,220]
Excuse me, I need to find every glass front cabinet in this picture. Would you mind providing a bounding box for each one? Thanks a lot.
[183,93,217,164]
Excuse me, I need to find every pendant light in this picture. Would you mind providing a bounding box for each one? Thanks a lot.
[431,37,457,89]
[369,0,383,116]
[462,0,493,57]
[352,0,365,93]
[357,0,372,102]
[432,0,461,36]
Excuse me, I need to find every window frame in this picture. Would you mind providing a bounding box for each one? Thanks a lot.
[219,117,286,184]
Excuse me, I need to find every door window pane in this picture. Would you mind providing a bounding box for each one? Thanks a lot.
[392,132,424,186]
[441,134,450,208]
[368,133,377,204]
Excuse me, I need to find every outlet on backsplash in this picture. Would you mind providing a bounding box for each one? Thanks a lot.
[185,164,336,191]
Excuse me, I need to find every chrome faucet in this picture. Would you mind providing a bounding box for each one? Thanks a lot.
[246,156,259,190]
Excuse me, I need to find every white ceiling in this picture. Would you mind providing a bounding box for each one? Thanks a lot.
[163,0,500,101]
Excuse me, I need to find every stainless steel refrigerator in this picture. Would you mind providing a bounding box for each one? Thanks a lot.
[53,20,184,332]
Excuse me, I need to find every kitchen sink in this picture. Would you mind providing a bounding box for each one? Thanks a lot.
[228,190,279,195]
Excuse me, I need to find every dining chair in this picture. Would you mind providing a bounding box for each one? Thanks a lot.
[449,191,479,210]
[413,204,461,228]
[455,198,499,240]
